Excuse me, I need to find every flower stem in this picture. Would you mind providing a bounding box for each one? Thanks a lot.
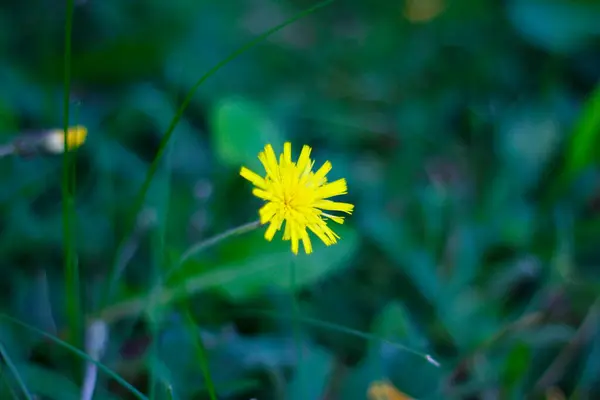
[93,220,262,324]
[179,220,261,264]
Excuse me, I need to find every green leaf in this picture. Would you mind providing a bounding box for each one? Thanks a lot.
[508,0,600,54]
[361,209,440,303]
[371,302,428,351]
[2,363,116,400]
[0,321,36,364]
[151,320,282,397]
[565,84,600,178]
[501,341,531,391]
[286,346,333,400]
[497,108,561,190]
[99,225,358,321]
[173,225,359,302]
[210,96,283,170]
[540,83,600,204]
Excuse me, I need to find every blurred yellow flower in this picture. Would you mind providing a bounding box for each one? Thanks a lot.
[43,125,88,154]
[545,387,565,400]
[403,0,445,23]
[368,380,413,400]
[240,142,354,255]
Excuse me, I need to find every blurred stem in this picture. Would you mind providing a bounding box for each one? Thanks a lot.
[62,0,81,359]
[535,297,600,391]
[290,260,302,366]
[149,139,173,400]
[179,220,261,264]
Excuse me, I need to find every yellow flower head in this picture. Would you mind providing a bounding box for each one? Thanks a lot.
[43,125,88,154]
[240,142,354,255]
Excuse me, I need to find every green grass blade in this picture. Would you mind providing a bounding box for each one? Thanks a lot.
[165,383,176,400]
[62,0,82,357]
[541,81,600,203]
[0,341,33,400]
[0,365,20,399]
[182,307,217,400]
[241,309,441,368]
[565,83,600,178]
[0,315,148,400]
[148,138,174,399]
[101,0,335,308]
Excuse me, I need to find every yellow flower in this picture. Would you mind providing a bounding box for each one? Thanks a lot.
[43,125,87,154]
[368,380,413,400]
[240,142,354,255]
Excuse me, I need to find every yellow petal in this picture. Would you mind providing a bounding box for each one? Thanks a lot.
[321,223,340,243]
[322,213,345,224]
[283,142,292,165]
[242,141,354,255]
[290,235,299,255]
[257,152,271,176]
[312,160,332,184]
[316,178,348,199]
[307,222,337,246]
[240,167,267,188]
[291,221,304,255]
[259,144,280,181]
[296,145,312,174]
[66,125,87,149]
[264,144,280,176]
[43,125,88,154]
[259,202,278,224]
[314,199,354,214]
[252,188,276,201]
[264,214,284,241]
[301,230,312,254]
[283,219,292,240]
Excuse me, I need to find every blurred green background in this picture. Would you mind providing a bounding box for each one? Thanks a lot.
[1,0,600,399]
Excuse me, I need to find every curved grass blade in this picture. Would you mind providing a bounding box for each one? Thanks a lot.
[241,309,441,368]
[0,315,148,400]
[0,341,33,400]
[102,0,335,308]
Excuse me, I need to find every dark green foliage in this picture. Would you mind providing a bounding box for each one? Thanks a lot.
[1,0,600,398]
